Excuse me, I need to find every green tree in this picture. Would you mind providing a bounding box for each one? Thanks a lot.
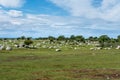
[88,36,98,41]
[24,38,33,46]
[26,37,32,40]
[70,35,75,41]
[98,35,111,47]
[75,35,85,42]
[48,36,55,42]
[21,36,26,40]
[117,35,120,42]
[57,35,66,41]
[98,35,110,43]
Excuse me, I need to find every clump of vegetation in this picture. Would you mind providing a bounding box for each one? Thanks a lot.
[24,37,33,46]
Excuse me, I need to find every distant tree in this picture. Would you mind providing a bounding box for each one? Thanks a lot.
[75,35,85,42]
[35,37,47,40]
[26,37,32,40]
[88,36,98,41]
[98,35,111,47]
[3,38,8,40]
[21,36,26,40]
[57,35,66,41]
[88,36,94,41]
[17,37,21,40]
[98,35,110,43]
[117,35,120,42]
[48,36,55,42]
[93,37,98,41]
[24,38,33,46]
[110,38,116,43]
[70,35,75,41]
[0,38,2,41]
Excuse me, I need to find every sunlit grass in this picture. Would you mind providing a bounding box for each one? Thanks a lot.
[0,48,120,80]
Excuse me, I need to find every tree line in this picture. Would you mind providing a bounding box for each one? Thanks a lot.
[35,35,120,43]
[0,35,120,43]
[22,35,120,47]
[0,35,120,47]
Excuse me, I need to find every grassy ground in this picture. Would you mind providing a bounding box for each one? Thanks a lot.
[0,48,120,80]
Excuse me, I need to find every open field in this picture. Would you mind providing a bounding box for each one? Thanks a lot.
[1,0,120,80]
[0,48,120,80]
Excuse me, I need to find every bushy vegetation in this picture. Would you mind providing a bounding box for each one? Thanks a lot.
[21,35,120,47]
[0,35,120,48]
[24,38,33,46]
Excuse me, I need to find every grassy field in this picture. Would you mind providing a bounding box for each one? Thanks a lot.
[0,48,120,80]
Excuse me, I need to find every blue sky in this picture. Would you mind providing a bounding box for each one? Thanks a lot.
[0,0,120,38]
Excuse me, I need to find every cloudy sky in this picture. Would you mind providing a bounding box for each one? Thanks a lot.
[0,0,120,38]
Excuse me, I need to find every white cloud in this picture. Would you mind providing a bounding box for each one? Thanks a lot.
[0,7,120,37]
[0,9,11,22]
[0,0,25,8]
[49,0,94,16]
[101,0,119,10]
[10,20,22,25]
[7,10,23,17]
[49,0,120,21]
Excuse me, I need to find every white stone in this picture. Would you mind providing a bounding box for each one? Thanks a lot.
[55,49,61,52]
[116,45,120,49]
[6,46,12,51]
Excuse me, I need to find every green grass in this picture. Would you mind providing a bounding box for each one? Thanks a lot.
[0,48,120,80]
